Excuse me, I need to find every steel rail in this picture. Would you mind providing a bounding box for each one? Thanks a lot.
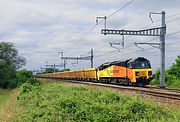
[145,86,180,93]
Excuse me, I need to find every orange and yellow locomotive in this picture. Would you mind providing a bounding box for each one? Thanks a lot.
[36,57,153,86]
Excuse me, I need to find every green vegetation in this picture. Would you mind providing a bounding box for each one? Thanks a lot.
[16,69,41,86]
[43,68,59,74]
[0,42,39,88]
[0,89,12,108]
[0,88,19,122]
[59,68,70,72]
[0,42,26,88]
[37,68,71,74]
[15,82,179,122]
[152,56,180,88]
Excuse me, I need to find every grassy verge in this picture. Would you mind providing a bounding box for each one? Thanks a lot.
[0,89,12,108]
[0,88,19,122]
[14,81,180,122]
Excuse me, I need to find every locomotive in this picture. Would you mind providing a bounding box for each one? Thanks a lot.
[36,57,153,86]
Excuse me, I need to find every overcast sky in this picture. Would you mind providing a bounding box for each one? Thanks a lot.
[0,0,180,72]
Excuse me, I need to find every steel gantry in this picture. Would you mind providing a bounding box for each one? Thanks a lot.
[100,11,166,88]
[45,64,64,72]
[58,52,67,70]
[60,49,94,68]
[101,27,165,36]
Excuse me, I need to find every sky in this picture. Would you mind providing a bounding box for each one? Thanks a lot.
[0,0,180,72]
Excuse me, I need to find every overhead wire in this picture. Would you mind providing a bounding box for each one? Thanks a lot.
[66,6,180,68]
[93,12,180,58]
[119,30,180,56]
[64,0,137,67]
[65,0,136,52]
[107,0,136,18]
[69,2,180,58]
[94,12,180,58]
[85,13,180,67]
[141,12,180,29]
[94,29,180,60]
[65,10,180,57]
[93,11,180,54]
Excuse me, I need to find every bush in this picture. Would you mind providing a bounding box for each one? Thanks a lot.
[151,69,160,85]
[169,79,180,88]
[20,83,34,94]
[0,68,40,88]
[26,78,41,86]
[15,69,41,87]
[165,72,177,86]
[0,64,16,88]
[16,69,33,86]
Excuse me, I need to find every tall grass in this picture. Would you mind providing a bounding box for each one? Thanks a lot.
[15,82,178,122]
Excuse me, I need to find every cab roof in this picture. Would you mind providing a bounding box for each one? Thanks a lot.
[98,57,149,70]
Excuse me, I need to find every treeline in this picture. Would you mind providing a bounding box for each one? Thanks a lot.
[0,42,38,88]
[37,68,70,74]
[152,56,180,87]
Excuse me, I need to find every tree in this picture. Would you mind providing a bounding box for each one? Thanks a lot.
[152,56,180,87]
[0,42,26,88]
[167,55,180,78]
[59,69,70,72]
[44,68,59,73]
[0,63,16,88]
[0,42,26,70]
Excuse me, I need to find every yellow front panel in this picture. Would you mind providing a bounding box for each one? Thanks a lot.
[132,68,153,82]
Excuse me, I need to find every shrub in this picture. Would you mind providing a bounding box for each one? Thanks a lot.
[151,69,160,85]
[16,69,33,86]
[20,83,34,94]
[0,64,16,88]
[26,78,41,86]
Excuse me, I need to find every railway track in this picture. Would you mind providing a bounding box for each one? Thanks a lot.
[145,86,180,93]
[41,78,180,100]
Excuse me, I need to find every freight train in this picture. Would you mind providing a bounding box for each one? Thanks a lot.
[36,57,153,86]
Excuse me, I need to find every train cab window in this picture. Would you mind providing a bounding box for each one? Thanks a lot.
[134,61,151,69]
[127,63,133,69]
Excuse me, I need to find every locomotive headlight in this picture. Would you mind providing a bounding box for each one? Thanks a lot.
[148,71,152,76]
[135,72,140,76]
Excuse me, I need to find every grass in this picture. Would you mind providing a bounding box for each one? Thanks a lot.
[14,81,179,122]
[0,88,12,108]
[0,88,19,122]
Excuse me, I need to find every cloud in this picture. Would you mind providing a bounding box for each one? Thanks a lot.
[0,0,179,71]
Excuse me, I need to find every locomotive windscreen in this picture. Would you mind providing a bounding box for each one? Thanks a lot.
[134,60,151,69]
